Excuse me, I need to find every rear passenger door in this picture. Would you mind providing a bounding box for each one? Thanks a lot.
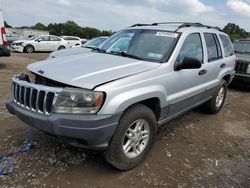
[49,36,61,51]
[201,33,225,98]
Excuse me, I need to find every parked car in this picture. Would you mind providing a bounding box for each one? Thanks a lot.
[6,23,235,170]
[11,35,70,53]
[80,38,87,44]
[82,36,108,48]
[0,10,10,57]
[61,36,81,47]
[48,36,108,59]
[231,39,250,88]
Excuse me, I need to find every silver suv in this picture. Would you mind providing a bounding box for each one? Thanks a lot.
[6,22,235,170]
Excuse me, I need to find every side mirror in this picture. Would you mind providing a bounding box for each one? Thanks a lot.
[175,57,202,71]
[35,39,41,42]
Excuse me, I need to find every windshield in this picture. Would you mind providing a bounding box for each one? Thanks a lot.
[233,41,250,54]
[98,29,179,62]
[83,37,106,48]
[28,36,38,40]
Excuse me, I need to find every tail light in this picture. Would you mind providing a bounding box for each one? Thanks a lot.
[1,27,7,46]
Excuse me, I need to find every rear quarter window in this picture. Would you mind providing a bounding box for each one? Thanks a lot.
[219,34,234,57]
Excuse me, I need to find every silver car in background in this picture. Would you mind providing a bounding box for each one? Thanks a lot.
[48,36,108,59]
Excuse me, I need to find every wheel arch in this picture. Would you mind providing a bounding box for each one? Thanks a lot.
[24,44,35,52]
[99,86,167,120]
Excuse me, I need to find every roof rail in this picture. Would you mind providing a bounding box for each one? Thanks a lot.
[130,22,222,31]
[178,22,222,31]
[130,23,158,27]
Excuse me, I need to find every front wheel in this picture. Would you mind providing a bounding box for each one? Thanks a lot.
[25,45,34,53]
[58,46,66,50]
[204,80,227,114]
[103,104,157,170]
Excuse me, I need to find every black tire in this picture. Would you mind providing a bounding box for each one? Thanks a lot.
[58,46,66,50]
[25,45,34,53]
[204,80,227,114]
[103,104,157,170]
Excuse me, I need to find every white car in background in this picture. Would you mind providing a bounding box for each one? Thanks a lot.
[61,36,81,47]
[49,36,108,59]
[11,35,70,53]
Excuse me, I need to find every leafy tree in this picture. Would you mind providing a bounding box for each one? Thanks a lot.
[4,21,12,28]
[223,23,248,41]
[6,20,113,39]
[32,22,47,30]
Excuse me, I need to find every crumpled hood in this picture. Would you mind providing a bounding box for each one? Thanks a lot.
[49,46,91,58]
[28,52,160,89]
[235,53,250,62]
[12,39,28,44]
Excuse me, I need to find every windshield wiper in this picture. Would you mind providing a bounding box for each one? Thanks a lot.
[110,51,143,60]
[92,47,106,53]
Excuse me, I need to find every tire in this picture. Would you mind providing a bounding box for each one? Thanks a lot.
[58,46,66,50]
[25,45,34,53]
[103,104,157,170]
[204,80,227,114]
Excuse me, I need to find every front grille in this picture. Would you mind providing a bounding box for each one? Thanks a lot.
[12,76,63,115]
[235,61,249,74]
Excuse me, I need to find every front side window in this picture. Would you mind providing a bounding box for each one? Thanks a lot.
[50,36,61,41]
[99,29,179,62]
[219,34,234,57]
[177,33,203,63]
[39,36,50,41]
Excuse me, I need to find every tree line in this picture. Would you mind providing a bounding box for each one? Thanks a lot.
[4,21,113,39]
[4,21,250,41]
[223,23,249,41]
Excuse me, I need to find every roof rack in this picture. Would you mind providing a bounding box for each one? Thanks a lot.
[130,23,158,27]
[130,22,222,31]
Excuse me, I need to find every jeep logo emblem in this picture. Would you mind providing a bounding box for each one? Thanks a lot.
[38,70,44,74]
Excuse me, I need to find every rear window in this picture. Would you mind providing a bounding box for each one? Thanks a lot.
[219,34,234,57]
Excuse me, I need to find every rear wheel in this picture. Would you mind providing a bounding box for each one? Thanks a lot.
[204,80,227,114]
[103,104,157,170]
[25,45,34,53]
[58,46,65,50]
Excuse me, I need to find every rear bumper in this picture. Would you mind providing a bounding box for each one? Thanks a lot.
[231,73,250,88]
[6,97,121,150]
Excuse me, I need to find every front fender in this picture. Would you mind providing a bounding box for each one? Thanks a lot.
[98,85,167,114]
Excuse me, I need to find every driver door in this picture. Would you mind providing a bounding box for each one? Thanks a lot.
[35,36,50,51]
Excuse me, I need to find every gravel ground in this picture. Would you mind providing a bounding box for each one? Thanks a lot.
[0,52,250,188]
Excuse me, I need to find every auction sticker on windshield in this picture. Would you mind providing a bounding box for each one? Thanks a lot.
[156,32,178,38]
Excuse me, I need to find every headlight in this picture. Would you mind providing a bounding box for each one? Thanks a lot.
[54,88,104,114]
[247,64,250,74]
[15,42,23,46]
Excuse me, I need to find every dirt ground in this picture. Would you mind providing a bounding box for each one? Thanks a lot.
[0,52,250,188]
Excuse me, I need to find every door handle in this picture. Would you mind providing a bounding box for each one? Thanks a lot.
[198,69,207,75]
[220,63,226,68]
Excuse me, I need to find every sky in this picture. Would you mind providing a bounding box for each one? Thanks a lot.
[1,0,250,31]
